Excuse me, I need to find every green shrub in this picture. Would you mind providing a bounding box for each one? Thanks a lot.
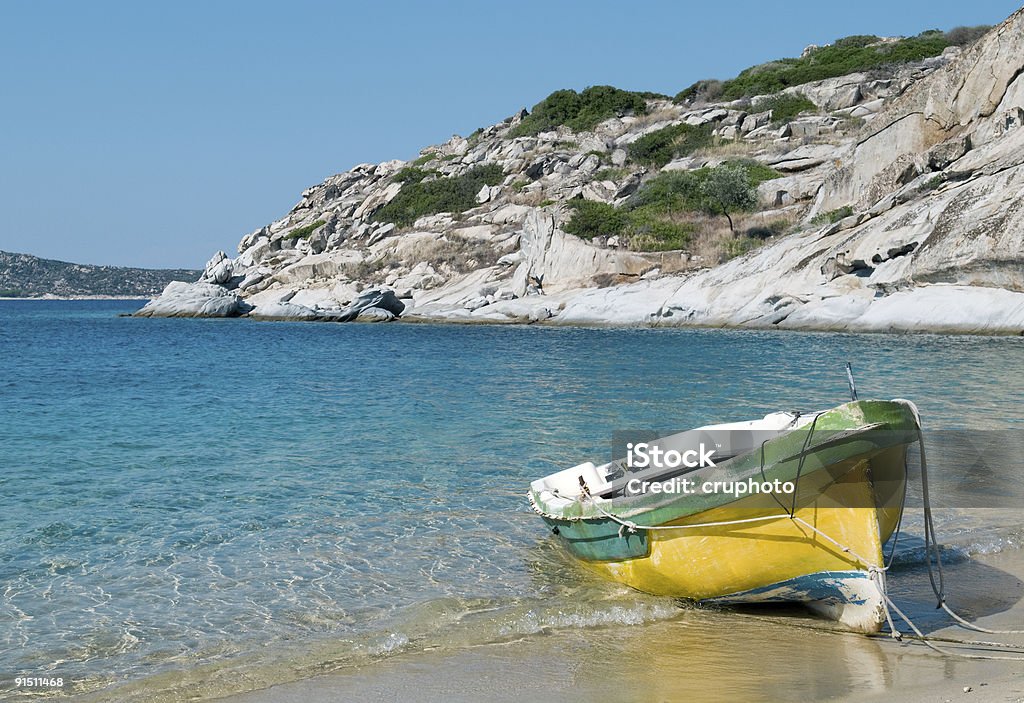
[563,199,694,251]
[625,160,778,214]
[393,167,438,184]
[626,170,705,213]
[509,85,649,137]
[716,31,954,99]
[753,93,817,124]
[411,153,435,167]
[634,90,672,100]
[944,25,991,46]
[284,219,326,240]
[627,123,713,167]
[564,160,779,251]
[373,164,504,226]
[594,168,629,181]
[563,200,626,240]
[832,34,881,49]
[699,165,757,233]
[730,158,783,185]
[722,237,763,260]
[622,210,695,251]
[674,79,724,104]
[810,205,854,226]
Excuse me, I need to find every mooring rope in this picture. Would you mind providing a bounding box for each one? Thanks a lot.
[892,398,1024,637]
[561,401,1024,658]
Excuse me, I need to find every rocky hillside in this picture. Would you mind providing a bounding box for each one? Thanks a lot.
[139,12,1024,334]
[0,250,200,298]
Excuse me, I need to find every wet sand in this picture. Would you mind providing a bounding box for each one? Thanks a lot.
[220,549,1024,703]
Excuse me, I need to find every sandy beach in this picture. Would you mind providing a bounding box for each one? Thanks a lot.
[216,549,1024,703]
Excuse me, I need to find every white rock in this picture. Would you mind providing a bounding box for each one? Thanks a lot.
[356,307,397,322]
[202,251,234,285]
[249,301,318,320]
[135,281,247,318]
[463,296,490,310]
[497,251,523,266]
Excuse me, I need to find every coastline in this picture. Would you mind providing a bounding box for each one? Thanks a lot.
[129,277,1024,337]
[9,294,1020,337]
[0,295,150,301]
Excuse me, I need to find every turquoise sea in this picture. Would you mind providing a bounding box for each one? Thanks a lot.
[2,300,1023,701]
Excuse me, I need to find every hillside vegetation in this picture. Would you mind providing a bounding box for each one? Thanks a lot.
[0,251,199,297]
[136,12,1024,337]
[676,27,991,102]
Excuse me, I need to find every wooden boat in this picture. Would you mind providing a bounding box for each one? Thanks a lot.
[527,400,919,632]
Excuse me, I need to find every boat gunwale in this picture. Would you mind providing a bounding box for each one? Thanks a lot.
[529,399,919,526]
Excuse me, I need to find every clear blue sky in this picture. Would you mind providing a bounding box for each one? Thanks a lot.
[1,1,1019,268]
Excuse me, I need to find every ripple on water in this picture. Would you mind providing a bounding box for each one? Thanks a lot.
[1,301,1022,700]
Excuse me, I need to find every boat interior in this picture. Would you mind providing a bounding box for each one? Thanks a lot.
[531,411,814,510]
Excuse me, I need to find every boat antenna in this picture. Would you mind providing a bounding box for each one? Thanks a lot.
[845,362,858,401]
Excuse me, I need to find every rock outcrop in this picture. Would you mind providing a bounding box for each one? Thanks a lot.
[135,281,249,318]
[139,11,1024,334]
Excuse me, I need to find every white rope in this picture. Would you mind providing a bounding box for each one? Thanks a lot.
[537,399,1023,656]
[891,399,1024,636]
[789,515,884,574]
[574,418,1024,659]
[581,487,884,572]
[586,497,793,534]
[880,588,1024,660]
[871,569,904,641]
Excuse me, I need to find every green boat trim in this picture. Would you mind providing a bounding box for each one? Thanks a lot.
[528,400,919,563]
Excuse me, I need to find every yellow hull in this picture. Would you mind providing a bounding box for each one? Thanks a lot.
[582,460,897,630]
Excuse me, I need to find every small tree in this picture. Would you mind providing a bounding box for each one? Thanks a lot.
[700,165,756,234]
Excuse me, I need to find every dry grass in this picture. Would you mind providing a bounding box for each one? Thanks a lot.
[511,190,552,207]
[341,257,387,283]
[690,138,758,160]
[630,106,686,129]
[396,234,499,273]
[673,211,797,264]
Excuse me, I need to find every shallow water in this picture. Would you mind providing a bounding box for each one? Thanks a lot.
[1,300,1022,701]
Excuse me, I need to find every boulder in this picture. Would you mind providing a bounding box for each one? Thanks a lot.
[741,112,770,133]
[463,296,490,311]
[134,281,249,318]
[352,182,402,220]
[355,307,397,322]
[237,269,269,291]
[334,288,406,322]
[202,251,234,285]
[248,301,319,320]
